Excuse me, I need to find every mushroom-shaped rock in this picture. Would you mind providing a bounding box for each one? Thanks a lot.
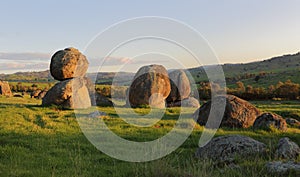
[253,113,287,131]
[193,95,261,128]
[50,47,89,81]
[166,69,191,102]
[128,64,171,108]
[42,77,91,109]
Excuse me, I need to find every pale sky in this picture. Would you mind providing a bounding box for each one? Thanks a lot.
[0,0,300,73]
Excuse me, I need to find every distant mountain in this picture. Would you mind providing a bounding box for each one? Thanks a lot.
[1,52,299,88]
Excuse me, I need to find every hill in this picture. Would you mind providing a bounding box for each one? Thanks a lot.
[189,52,300,88]
[1,52,299,88]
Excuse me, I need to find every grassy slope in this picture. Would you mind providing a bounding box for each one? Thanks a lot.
[189,52,300,88]
[0,97,299,177]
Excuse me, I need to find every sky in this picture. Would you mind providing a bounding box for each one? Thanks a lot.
[0,0,300,73]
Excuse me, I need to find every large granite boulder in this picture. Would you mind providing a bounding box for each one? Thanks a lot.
[253,113,287,131]
[128,64,171,108]
[275,137,300,160]
[0,81,12,97]
[193,95,261,128]
[42,77,91,109]
[50,47,89,81]
[166,69,191,102]
[195,135,266,164]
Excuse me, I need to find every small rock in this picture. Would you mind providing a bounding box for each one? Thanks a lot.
[286,118,300,127]
[195,135,266,164]
[266,161,300,174]
[37,90,47,99]
[31,89,41,98]
[275,137,300,160]
[0,80,12,97]
[88,111,107,118]
[253,113,287,131]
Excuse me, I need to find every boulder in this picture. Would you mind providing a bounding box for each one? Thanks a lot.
[166,69,191,102]
[194,95,261,128]
[266,161,300,175]
[195,135,266,164]
[167,97,200,108]
[253,113,287,131]
[128,64,171,108]
[50,47,89,81]
[275,137,300,160]
[42,77,91,109]
[0,81,12,97]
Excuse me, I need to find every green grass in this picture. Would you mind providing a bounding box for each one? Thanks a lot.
[0,96,299,176]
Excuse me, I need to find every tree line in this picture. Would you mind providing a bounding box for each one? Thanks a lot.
[196,79,300,100]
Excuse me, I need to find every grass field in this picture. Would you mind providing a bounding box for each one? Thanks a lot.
[0,96,299,177]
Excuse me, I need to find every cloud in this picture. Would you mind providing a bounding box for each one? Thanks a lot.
[0,60,49,71]
[0,52,51,73]
[0,52,51,61]
[89,56,132,66]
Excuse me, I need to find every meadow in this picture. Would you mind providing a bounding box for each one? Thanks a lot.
[0,96,299,177]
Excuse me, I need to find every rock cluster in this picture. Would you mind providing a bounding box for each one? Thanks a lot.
[128,64,171,108]
[42,48,91,109]
[0,80,12,97]
[127,67,199,108]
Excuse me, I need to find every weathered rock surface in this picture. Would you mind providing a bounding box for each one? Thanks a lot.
[128,64,171,108]
[166,69,191,102]
[167,97,200,108]
[0,81,12,96]
[195,135,266,163]
[266,161,300,175]
[194,95,261,128]
[42,77,91,109]
[275,137,300,160]
[50,47,89,81]
[253,113,287,131]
